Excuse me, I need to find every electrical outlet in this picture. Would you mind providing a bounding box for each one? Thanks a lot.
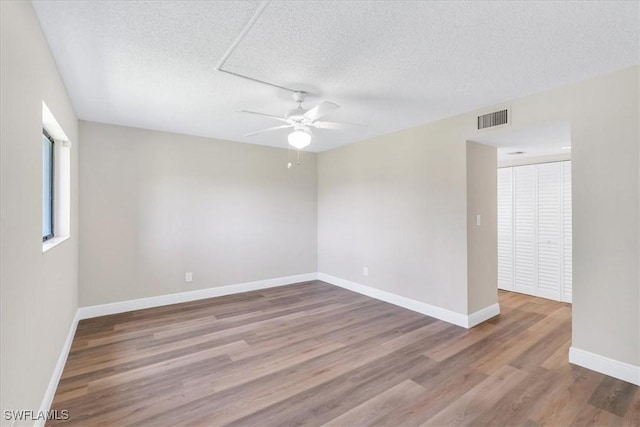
[476,214,481,226]
[363,266,369,277]
[185,272,193,283]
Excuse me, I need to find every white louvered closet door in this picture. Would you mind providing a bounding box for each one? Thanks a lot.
[562,161,572,302]
[536,162,562,301]
[497,161,572,303]
[513,165,537,295]
[497,168,514,290]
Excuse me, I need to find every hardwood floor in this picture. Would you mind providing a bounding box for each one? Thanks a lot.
[49,281,640,426]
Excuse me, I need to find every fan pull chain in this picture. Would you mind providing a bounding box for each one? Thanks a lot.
[287,145,304,169]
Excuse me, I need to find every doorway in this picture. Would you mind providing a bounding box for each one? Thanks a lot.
[473,121,572,303]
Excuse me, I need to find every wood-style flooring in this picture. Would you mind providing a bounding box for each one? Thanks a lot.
[49,281,640,426]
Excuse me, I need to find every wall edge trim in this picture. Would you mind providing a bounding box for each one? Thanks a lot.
[76,273,319,320]
[317,273,499,328]
[36,310,80,427]
[569,346,640,386]
[467,303,501,328]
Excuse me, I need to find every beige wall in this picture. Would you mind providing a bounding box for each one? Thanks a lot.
[466,141,497,313]
[318,65,639,366]
[0,1,79,421]
[568,67,639,366]
[318,122,470,314]
[79,122,317,306]
[317,124,497,318]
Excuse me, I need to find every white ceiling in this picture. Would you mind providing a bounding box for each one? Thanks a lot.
[471,121,571,161]
[32,1,639,152]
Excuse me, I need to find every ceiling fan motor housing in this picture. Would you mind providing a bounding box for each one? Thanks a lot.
[286,108,307,121]
[292,122,310,132]
[292,91,306,104]
[287,91,308,121]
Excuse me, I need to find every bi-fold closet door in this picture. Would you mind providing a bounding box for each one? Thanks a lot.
[497,161,572,303]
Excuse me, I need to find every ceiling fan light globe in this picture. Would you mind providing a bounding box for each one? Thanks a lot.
[288,130,311,149]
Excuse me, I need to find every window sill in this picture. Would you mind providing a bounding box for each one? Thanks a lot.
[42,236,69,253]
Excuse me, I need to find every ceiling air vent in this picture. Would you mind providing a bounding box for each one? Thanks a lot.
[477,109,508,130]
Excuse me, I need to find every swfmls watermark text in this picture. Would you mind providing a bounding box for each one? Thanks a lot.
[4,409,69,422]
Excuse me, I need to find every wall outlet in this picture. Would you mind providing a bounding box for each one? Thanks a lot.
[363,266,369,277]
[476,214,481,226]
[185,272,193,282]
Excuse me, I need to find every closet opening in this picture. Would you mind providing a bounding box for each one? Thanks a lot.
[475,121,572,304]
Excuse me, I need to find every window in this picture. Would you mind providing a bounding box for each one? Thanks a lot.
[42,129,54,241]
[42,101,71,252]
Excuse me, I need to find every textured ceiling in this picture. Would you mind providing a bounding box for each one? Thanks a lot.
[32,1,639,152]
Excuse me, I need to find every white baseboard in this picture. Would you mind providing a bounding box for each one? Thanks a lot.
[317,273,499,329]
[468,303,501,328]
[77,273,318,320]
[36,310,80,427]
[569,346,640,386]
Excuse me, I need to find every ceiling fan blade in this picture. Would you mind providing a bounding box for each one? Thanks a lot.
[310,121,364,130]
[240,110,289,123]
[243,124,292,137]
[303,101,340,121]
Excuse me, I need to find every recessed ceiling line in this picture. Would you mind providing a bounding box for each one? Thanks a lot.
[215,0,297,94]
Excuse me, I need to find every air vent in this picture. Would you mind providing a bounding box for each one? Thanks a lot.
[477,109,509,130]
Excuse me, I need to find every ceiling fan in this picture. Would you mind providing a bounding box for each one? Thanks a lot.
[241,92,357,149]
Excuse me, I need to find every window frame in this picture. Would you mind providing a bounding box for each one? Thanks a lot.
[42,128,54,242]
